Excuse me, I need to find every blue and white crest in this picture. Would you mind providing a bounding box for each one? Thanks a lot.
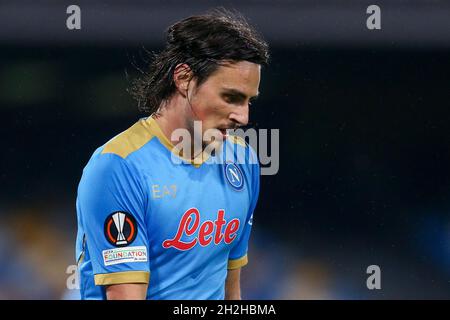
[224,163,244,190]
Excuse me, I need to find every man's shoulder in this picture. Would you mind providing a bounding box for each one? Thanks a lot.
[81,119,161,181]
[101,119,156,159]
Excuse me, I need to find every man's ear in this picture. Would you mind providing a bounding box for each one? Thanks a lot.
[173,63,193,97]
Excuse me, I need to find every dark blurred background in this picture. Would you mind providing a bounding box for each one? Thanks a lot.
[0,0,449,299]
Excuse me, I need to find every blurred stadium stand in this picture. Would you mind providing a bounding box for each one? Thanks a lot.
[1,0,450,47]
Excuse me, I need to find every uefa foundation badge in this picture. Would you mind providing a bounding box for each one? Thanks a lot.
[104,211,138,247]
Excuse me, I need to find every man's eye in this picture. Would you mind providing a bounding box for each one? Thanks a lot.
[225,96,239,104]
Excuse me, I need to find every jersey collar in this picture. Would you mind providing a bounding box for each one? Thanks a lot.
[141,116,213,168]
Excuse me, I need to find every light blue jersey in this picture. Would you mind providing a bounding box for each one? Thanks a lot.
[75,116,259,300]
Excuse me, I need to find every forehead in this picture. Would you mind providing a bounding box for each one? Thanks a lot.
[203,61,261,95]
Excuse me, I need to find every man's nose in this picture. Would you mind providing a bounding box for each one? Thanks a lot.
[229,104,249,127]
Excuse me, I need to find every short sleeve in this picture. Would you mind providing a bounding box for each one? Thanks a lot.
[228,159,260,270]
[77,153,150,286]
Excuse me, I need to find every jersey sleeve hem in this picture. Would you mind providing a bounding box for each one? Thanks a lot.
[94,271,150,286]
[227,254,248,270]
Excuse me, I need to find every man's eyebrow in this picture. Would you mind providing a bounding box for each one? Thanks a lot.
[221,88,259,100]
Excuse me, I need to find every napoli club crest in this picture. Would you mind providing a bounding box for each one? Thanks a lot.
[224,163,244,191]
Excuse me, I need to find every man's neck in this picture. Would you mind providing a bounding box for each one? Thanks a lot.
[153,97,189,147]
[152,98,204,161]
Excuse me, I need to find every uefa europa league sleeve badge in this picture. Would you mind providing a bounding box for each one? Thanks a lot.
[104,211,138,247]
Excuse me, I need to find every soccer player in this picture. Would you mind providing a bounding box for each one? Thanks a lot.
[75,9,269,300]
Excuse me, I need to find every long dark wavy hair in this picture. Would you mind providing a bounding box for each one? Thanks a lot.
[128,8,269,114]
